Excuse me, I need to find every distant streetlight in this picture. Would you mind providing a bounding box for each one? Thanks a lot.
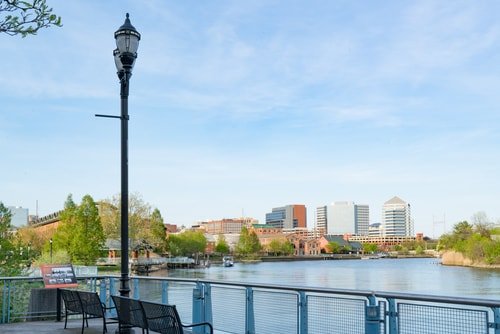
[49,238,53,263]
[95,13,141,307]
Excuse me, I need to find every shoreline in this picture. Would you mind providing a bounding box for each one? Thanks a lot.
[441,251,500,269]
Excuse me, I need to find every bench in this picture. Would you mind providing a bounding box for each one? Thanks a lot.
[60,289,87,331]
[112,295,213,334]
[111,295,148,334]
[59,289,117,334]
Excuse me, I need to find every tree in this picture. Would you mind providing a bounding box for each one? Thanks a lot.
[326,241,341,254]
[99,193,163,249]
[362,243,378,254]
[215,234,230,254]
[267,239,293,256]
[70,195,106,265]
[52,194,105,265]
[268,239,282,256]
[0,202,32,275]
[167,230,207,258]
[149,208,167,254]
[236,227,261,256]
[0,0,62,37]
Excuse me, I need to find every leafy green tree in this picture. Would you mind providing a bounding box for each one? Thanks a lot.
[149,208,166,253]
[99,194,165,253]
[0,0,62,37]
[0,202,33,275]
[281,240,294,255]
[167,230,207,257]
[70,195,106,265]
[362,243,379,254]
[268,239,294,256]
[236,227,261,256]
[326,241,341,254]
[215,234,230,254]
[53,194,77,253]
[52,195,105,265]
[268,239,282,256]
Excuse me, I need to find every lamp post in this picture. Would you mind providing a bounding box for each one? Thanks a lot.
[49,239,53,263]
[96,13,140,307]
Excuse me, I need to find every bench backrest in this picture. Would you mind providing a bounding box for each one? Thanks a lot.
[79,290,105,318]
[140,300,183,334]
[111,295,148,330]
[60,289,83,314]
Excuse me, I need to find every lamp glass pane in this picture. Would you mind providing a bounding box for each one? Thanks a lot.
[113,49,123,72]
[116,31,140,54]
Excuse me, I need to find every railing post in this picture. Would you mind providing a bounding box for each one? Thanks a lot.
[365,295,381,334]
[6,279,11,323]
[99,279,107,305]
[298,291,308,334]
[56,288,62,322]
[132,278,139,299]
[387,298,398,334]
[245,287,255,334]
[161,280,169,304]
[492,307,500,334]
[1,279,8,324]
[204,283,213,334]
[192,281,205,334]
[109,277,117,296]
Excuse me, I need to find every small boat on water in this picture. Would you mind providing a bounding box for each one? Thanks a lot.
[223,256,234,267]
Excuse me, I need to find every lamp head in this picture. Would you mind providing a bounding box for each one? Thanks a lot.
[114,13,140,72]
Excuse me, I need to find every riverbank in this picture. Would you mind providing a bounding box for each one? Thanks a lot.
[441,251,500,269]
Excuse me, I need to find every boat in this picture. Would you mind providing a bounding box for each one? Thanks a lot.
[222,256,234,267]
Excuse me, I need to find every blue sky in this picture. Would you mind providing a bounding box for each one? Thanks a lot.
[2,1,500,237]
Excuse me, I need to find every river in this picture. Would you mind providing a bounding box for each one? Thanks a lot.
[152,258,500,300]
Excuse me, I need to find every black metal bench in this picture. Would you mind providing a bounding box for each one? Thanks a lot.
[112,295,213,334]
[60,289,87,331]
[59,289,117,334]
[111,295,149,334]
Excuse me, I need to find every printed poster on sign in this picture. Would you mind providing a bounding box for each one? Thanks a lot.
[40,264,78,288]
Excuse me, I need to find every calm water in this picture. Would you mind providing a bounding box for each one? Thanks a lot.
[156,258,500,300]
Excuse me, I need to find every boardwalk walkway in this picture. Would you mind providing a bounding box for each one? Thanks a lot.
[0,318,119,334]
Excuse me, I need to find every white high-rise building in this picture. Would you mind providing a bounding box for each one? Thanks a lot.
[381,196,413,237]
[316,201,369,235]
[7,206,29,228]
[316,206,327,232]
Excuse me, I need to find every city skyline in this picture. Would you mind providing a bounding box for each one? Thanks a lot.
[2,1,500,237]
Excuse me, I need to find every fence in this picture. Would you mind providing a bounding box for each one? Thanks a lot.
[1,275,499,334]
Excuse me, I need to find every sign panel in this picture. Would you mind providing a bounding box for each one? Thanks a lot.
[40,264,78,288]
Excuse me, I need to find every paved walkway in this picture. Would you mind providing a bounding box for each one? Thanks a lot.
[0,318,120,334]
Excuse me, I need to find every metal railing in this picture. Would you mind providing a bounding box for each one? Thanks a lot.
[1,275,499,334]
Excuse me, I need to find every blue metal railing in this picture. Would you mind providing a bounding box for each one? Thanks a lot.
[1,275,499,334]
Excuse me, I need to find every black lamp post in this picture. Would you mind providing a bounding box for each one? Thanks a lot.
[96,13,140,306]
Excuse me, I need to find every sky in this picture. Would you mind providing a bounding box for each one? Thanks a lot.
[2,1,500,237]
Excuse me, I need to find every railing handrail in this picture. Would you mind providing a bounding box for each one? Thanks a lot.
[2,275,500,307]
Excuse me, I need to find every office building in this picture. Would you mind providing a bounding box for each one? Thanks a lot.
[200,217,258,234]
[265,205,306,229]
[7,206,29,228]
[315,201,369,236]
[381,196,413,237]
